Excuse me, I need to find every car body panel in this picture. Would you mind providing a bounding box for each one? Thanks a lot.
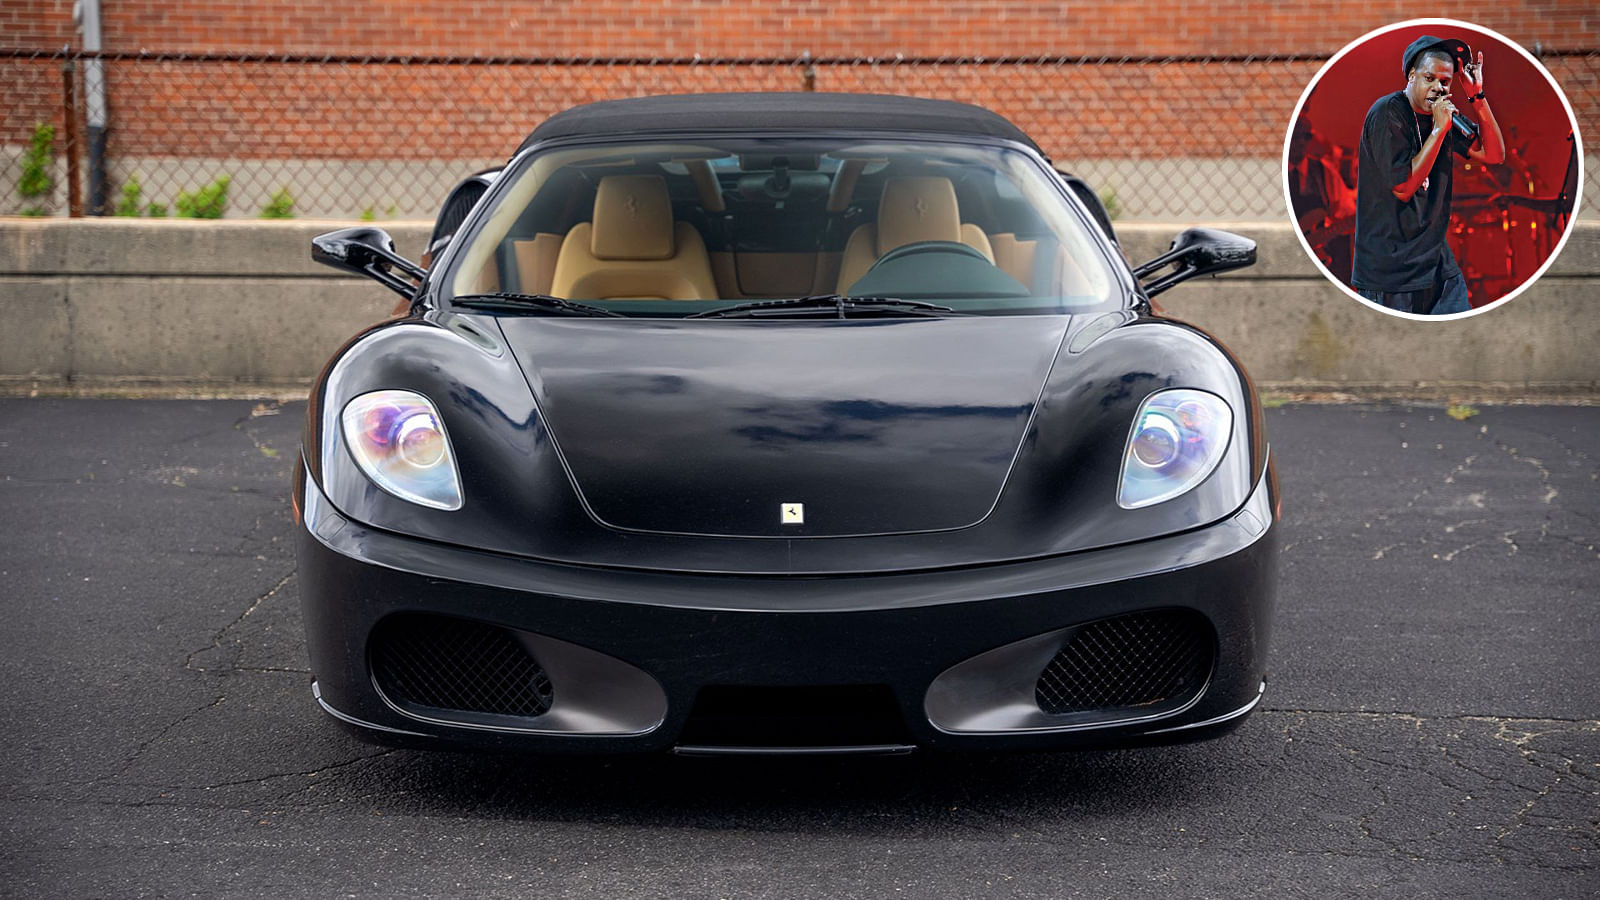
[298,93,1277,753]
[297,456,1277,753]
[498,315,1069,538]
[306,309,1260,575]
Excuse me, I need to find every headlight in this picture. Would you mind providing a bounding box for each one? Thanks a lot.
[341,390,463,510]
[1117,389,1232,510]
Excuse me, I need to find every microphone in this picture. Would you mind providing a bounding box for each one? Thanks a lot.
[1450,111,1480,145]
[1429,93,1480,146]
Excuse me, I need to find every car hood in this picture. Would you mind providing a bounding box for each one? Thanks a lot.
[497,316,1071,538]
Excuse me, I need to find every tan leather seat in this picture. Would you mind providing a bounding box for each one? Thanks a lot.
[550,174,718,300]
[835,176,995,293]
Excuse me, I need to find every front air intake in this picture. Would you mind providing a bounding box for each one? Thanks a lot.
[1034,609,1212,715]
[370,613,554,719]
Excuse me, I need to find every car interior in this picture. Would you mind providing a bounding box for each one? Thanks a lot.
[452,144,1108,307]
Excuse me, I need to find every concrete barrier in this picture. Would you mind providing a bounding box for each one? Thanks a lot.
[1,217,1596,398]
[1119,221,1599,398]
[0,219,430,394]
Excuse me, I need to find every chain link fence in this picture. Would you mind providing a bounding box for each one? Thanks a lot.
[3,49,1596,222]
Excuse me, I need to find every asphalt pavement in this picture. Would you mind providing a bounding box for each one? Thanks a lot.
[0,399,1595,899]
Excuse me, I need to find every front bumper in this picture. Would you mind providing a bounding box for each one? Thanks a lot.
[296,460,1278,754]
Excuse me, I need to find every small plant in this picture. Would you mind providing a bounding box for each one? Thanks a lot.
[1098,187,1122,221]
[175,175,231,218]
[1446,403,1480,421]
[259,187,295,219]
[146,202,168,218]
[115,176,144,217]
[18,122,55,215]
[359,205,376,222]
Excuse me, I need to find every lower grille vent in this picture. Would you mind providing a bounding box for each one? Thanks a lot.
[1035,609,1212,715]
[370,613,554,718]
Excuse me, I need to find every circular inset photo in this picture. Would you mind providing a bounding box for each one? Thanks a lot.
[1284,19,1583,319]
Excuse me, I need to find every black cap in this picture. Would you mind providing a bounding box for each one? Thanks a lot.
[1403,35,1472,78]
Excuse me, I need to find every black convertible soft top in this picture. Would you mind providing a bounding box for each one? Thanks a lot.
[517,93,1041,153]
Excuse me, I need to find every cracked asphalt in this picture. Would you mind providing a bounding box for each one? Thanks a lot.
[0,399,1595,899]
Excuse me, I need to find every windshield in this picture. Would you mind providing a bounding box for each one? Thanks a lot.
[443,137,1121,316]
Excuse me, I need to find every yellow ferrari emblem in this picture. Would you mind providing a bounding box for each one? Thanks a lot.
[781,503,804,525]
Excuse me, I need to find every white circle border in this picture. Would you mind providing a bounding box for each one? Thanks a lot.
[1280,18,1586,322]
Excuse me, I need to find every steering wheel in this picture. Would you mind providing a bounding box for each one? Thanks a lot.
[867,240,990,271]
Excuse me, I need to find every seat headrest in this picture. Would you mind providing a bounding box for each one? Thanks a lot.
[877,176,961,255]
[591,175,675,260]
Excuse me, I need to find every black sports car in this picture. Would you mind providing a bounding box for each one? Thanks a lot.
[300,93,1277,755]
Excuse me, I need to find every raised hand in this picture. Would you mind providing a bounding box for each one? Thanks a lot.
[1460,50,1485,96]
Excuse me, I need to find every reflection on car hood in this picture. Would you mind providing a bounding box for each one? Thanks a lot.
[497,316,1071,538]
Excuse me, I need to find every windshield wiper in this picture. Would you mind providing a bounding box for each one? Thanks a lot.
[689,294,956,319]
[451,292,626,317]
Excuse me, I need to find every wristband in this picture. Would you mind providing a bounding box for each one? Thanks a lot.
[1468,92,1485,104]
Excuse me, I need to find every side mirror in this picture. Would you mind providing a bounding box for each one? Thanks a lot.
[1131,227,1256,298]
[1053,166,1118,246]
[311,226,427,298]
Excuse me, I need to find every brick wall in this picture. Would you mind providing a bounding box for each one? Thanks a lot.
[91,58,1325,160]
[8,1,1596,57]
[1,0,75,49]
[5,1,1596,219]
[11,1,1593,155]
[2,0,75,149]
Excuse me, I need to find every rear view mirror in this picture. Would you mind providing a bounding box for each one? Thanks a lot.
[311,226,426,298]
[1132,227,1257,297]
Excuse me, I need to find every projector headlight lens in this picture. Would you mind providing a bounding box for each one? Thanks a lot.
[341,390,462,510]
[1117,389,1232,510]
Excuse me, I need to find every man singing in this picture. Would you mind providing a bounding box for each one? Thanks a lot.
[1352,36,1505,315]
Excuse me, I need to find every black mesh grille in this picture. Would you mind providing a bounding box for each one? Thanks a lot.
[370,614,554,718]
[1034,610,1212,715]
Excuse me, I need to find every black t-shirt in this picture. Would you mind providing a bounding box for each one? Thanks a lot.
[1351,91,1471,292]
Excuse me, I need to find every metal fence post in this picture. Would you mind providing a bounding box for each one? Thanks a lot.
[61,56,83,218]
